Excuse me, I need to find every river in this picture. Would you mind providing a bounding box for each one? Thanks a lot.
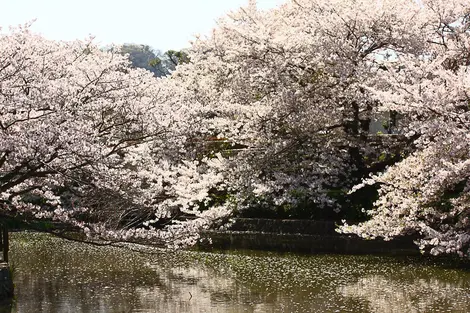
[1,232,469,313]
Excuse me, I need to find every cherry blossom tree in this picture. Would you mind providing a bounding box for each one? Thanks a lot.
[338,0,470,257]
[0,25,230,247]
[166,0,420,219]
[4,0,469,257]
[168,0,469,256]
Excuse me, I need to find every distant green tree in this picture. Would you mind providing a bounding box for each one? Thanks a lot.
[120,44,190,77]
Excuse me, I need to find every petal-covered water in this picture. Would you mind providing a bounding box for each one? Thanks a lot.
[3,232,469,313]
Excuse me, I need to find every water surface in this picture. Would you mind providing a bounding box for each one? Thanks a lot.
[3,232,469,313]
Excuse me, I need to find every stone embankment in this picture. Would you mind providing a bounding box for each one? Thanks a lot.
[0,263,13,301]
[201,218,420,255]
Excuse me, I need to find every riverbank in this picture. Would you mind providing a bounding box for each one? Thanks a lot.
[200,218,420,256]
[0,263,13,301]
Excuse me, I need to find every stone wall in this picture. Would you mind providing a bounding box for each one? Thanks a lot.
[200,218,420,256]
[227,218,338,235]
[0,263,13,300]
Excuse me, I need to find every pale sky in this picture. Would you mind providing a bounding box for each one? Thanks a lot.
[0,0,287,51]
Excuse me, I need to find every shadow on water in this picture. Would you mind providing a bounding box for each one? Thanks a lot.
[2,232,470,313]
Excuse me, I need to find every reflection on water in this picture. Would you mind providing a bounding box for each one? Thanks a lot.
[339,275,469,313]
[3,232,470,313]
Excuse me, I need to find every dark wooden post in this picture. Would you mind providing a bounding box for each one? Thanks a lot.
[2,227,7,263]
